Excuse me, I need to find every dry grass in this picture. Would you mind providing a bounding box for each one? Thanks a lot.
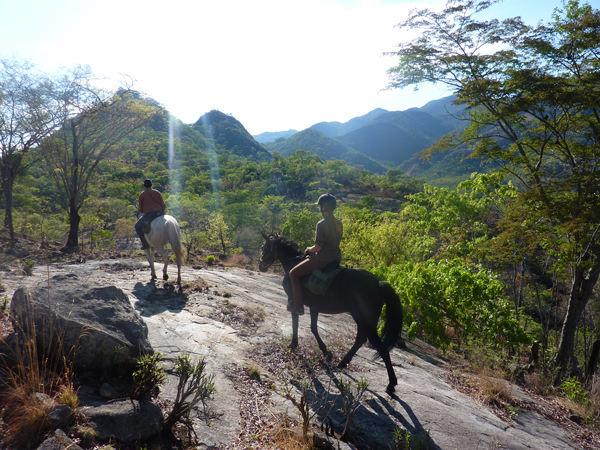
[0,297,79,449]
[477,376,514,406]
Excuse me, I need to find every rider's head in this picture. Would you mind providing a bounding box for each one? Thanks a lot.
[316,193,337,213]
[144,179,152,188]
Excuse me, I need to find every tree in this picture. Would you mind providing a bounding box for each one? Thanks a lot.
[0,58,61,240]
[386,0,600,377]
[41,66,159,249]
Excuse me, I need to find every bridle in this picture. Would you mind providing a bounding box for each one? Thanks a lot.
[260,236,302,269]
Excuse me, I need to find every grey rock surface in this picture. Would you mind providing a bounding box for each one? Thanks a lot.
[35,429,84,450]
[80,398,164,441]
[10,273,152,371]
[3,259,587,449]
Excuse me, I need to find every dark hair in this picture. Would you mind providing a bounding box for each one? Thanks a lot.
[144,179,152,188]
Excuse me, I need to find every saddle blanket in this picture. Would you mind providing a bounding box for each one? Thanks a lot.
[303,266,345,295]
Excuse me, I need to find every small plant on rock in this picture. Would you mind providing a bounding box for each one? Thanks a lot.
[164,353,218,431]
[23,258,35,276]
[394,427,411,450]
[131,352,167,400]
[338,375,369,442]
[206,255,216,264]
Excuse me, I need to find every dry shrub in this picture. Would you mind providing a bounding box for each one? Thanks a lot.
[477,376,514,406]
[524,371,554,396]
[222,252,251,268]
[182,277,209,292]
[267,413,313,450]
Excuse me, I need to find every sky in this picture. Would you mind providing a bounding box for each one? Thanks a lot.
[1,0,571,135]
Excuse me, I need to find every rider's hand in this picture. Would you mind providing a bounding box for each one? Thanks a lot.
[304,248,310,256]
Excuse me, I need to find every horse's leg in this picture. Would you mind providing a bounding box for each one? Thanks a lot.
[338,325,367,369]
[290,312,299,349]
[145,247,157,280]
[364,326,398,394]
[310,310,332,363]
[161,248,169,281]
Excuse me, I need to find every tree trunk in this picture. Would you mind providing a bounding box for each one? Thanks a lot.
[64,119,80,249]
[65,199,81,249]
[1,163,16,240]
[555,254,600,382]
[587,340,600,380]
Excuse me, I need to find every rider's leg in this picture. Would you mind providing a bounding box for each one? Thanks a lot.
[134,217,150,249]
[289,257,329,314]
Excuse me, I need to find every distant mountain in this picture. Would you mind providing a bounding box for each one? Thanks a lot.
[264,128,388,174]
[310,108,388,137]
[417,95,465,130]
[337,109,454,166]
[193,110,271,162]
[253,129,298,143]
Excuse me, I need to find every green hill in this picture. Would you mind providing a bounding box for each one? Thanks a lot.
[264,128,388,174]
[193,110,271,162]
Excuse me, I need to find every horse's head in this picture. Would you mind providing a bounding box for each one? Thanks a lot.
[258,232,276,272]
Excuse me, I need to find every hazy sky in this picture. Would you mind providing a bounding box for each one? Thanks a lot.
[2,0,569,135]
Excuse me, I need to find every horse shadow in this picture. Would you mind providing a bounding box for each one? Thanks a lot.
[131,281,188,316]
[303,371,440,449]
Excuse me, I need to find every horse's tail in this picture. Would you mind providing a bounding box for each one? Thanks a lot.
[379,281,404,350]
[168,220,185,267]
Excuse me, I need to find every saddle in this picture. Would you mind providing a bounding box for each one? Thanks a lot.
[303,262,345,295]
[141,211,164,234]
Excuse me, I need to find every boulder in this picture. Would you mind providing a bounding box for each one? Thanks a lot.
[80,398,164,441]
[10,273,153,372]
[36,429,84,450]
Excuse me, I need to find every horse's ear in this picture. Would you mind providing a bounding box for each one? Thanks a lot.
[260,231,268,240]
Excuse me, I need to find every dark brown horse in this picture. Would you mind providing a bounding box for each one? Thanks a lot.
[258,233,403,394]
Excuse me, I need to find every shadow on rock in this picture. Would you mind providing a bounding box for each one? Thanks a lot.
[131,281,188,316]
[309,373,440,450]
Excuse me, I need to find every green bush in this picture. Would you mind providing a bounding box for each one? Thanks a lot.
[131,352,166,400]
[374,259,530,352]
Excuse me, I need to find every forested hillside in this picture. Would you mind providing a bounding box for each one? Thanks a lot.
[263,128,388,174]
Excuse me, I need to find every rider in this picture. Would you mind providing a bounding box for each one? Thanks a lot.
[288,193,343,315]
[135,179,166,250]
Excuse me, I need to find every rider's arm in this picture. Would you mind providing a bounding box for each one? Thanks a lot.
[304,243,322,256]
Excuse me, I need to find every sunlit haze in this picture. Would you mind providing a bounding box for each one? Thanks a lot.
[2,0,567,134]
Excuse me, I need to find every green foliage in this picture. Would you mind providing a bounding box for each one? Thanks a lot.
[338,375,369,442]
[164,354,217,431]
[206,255,216,264]
[561,377,588,405]
[131,352,167,400]
[374,259,530,352]
[394,427,411,450]
[387,0,600,373]
[22,258,35,276]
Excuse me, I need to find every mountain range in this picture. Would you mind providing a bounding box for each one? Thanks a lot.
[193,96,481,185]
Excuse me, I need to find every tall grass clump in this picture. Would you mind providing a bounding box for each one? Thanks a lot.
[0,297,79,449]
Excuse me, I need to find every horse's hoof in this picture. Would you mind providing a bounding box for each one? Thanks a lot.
[337,362,348,370]
[288,342,298,350]
[324,352,333,363]
[386,384,396,395]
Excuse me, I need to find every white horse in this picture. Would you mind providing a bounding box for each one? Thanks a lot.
[143,215,185,286]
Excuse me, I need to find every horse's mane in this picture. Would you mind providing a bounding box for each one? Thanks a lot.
[272,234,302,256]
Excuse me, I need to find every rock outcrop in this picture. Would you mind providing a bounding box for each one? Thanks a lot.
[10,273,153,372]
